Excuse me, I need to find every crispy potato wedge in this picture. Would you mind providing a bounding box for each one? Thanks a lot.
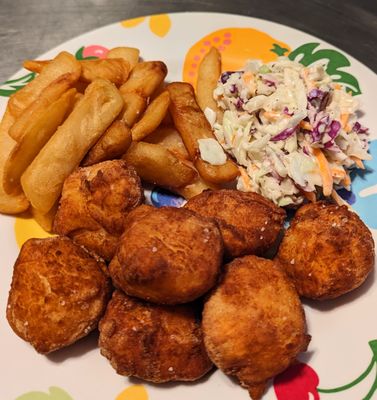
[21,79,123,213]
[167,82,239,184]
[24,58,130,86]
[0,110,30,214]
[107,47,140,69]
[82,119,132,166]
[9,72,80,142]
[3,88,77,194]
[31,202,58,232]
[131,91,170,141]
[175,175,218,200]
[197,47,222,121]
[145,125,190,160]
[80,59,130,85]
[10,51,80,118]
[119,61,167,127]
[123,142,197,188]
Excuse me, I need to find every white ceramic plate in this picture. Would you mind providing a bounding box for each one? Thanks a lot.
[1,12,376,400]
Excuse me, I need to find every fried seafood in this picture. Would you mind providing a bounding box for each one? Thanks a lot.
[109,206,223,304]
[203,255,310,400]
[185,189,286,258]
[277,201,375,300]
[99,290,212,382]
[53,160,144,261]
[6,236,111,354]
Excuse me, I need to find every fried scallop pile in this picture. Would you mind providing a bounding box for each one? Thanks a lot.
[99,290,212,382]
[53,159,144,261]
[277,202,375,299]
[203,255,310,399]
[6,165,375,399]
[6,236,111,354]
[185,189,286,258]
[109,206,223,304]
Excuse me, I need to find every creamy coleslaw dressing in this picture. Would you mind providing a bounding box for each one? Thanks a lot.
[212,57,371,206]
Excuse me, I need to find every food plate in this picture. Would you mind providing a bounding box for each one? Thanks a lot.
[1,12,376,400]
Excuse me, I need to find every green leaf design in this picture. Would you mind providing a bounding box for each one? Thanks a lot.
[270,43,290,57]
[0,72,36,97]
[15,386,73,400]
[288,42,361,96]
[75,46,97,60]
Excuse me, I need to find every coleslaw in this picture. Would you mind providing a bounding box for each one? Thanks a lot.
[211,57,371,207]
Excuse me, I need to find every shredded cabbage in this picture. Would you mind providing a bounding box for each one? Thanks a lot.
[213,57,371,206]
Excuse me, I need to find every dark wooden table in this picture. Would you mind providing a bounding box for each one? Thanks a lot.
[0,0,376,82]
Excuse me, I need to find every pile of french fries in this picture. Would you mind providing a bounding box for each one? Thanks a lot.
[0,45,239,231]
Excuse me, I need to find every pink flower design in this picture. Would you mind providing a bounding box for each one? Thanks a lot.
[82,45,109,59]
[274,362,320,400]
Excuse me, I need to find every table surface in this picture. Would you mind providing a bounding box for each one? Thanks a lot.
[0,0,376,82]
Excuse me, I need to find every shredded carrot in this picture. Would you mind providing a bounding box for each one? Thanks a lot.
[262,111,286,121]
[299,121,313,130]
[238,166,252,191]
[303,190,317,203]
[350,155,365,169]
[340,113,350,129]
[242,72,256,93]
[342,171,351,188]
[331,168,347,179]
[301,69,315,89]
[334,83,342,90]
[312,147,333,196]
[331,189,352,209]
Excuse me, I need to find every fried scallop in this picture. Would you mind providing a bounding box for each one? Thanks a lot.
[203,255,310,400]
[53,160,144,261]
[109,206,223,304]
[185,189,286,258]
[277,201,375,300]
[98,290,213,382]
[6,236,111,354]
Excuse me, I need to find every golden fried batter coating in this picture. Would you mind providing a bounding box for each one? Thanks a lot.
[277,202,375,300]
[53,160,144,261]
[203,255,310,399]
[109,206,223,304]
[185,189,286,258]
[99,290,212,382]
[6,237,111,354]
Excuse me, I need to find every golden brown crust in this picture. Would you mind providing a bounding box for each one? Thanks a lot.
[185,189,286,258]
[203,255,310,400]
[53,160,144,261]
[277,201,375,300]
[98,290,213,382]
[109,206,223,304]
[6,236,111,354]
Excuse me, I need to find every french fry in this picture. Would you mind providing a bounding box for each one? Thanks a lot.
[122,94,147,128]
[24,58,130,86]
[80,59,130,85]
[167,82,239,184]
[10,51,80,118]
[82,119,132,166]
[123,142,197,188]
[119,61,167,127]
[131,91,170,141]
[0,110,30,214]
[31,202,58,232]
[175,174,219,200]
[196,47,222,121]
[9,72,80,142]
[21,79,124,213]
[145,125,190,160]
[107,47,140,69]
[3,88,77,194]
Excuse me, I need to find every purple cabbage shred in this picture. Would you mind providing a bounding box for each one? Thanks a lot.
[270,126,297,142]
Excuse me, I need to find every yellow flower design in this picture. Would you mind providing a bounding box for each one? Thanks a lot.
[115,385,148,400]
[121,14,171,37]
